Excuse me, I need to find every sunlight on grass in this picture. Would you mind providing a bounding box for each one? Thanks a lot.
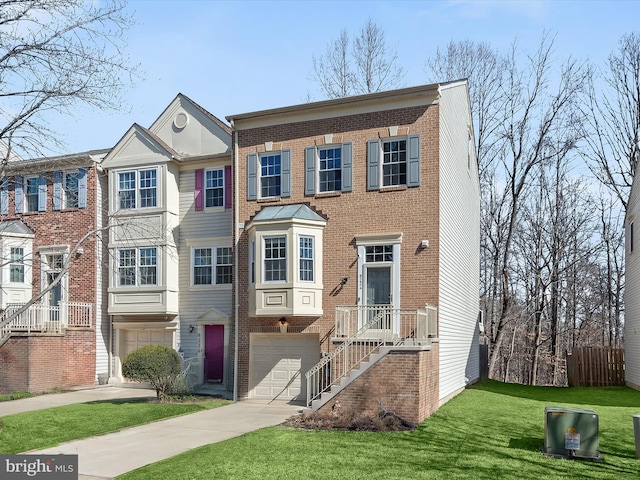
[0,398,229,454]
[118,381,640,480]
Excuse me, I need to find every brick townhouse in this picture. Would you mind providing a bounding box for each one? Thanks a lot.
[0,82,480,424]
[227,80,480,423]
[0,150,108,393]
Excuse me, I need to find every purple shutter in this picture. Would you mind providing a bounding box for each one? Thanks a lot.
[195,169,203,211]
[224,165,232,209]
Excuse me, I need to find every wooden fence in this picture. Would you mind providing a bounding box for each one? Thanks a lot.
[567,347,625,387]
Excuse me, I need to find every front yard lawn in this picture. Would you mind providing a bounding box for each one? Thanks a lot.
[118,381,640,480]
[0,397,228,454]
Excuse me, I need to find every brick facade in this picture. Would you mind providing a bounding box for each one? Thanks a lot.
[0,330,95,393]
[318,343,440,424]
[3,163,101,307]
[232,93,442,407]
[0,155,103,393]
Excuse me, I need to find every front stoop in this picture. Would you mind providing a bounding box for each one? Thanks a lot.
[311,341,440,425]
[310,345,397,410]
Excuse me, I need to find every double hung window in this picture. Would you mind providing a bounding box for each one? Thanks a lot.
[318,147,342,192]
[117,247,157,286]
[382,139,407,187]
[25,177,40,212]
[192,246,232,286]
[367,135,420,190]
[205,169,224,207]
[304,143,352,195]
[246,150,291,200]
[299,237,314,281]
[260,154,281,198]
[9,247,24,283]
[117,168,157,210]
[264,236,286,282]
[63,172,79,209]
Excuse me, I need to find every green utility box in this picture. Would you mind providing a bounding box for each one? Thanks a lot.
[542,406,602,460]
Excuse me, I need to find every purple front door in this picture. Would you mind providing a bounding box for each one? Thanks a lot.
[204,325,224,383]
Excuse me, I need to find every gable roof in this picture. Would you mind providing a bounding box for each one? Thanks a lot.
[177,93,232,136]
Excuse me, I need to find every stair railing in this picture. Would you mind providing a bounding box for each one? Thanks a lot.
[305,306,399,407]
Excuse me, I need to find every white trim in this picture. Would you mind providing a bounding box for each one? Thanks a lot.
[316,144,343,194]
[114,166,159,211]
[258,152,282,200]
[355,232,402,246]
[357,242,402,329]
[203,167,225,209]
[40,249,68,306]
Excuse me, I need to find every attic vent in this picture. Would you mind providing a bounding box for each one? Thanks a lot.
[174,112,189,129]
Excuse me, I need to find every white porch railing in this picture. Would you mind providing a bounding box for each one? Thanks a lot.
[306,304,438,407]
[335,304,438,342]
[0,302,93,345]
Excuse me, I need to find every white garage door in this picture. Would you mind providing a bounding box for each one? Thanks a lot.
[249,334,320,402]
[122,329,174,358]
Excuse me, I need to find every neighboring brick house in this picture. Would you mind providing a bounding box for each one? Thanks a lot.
[0,150,108,393]
[101,94,233,388]
[227,81,480,423]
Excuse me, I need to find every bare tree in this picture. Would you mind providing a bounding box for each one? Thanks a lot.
[309,18,404,99]
[310,30,353,99]
[426,34,591,382]
[0,0,137,162]
[425,39,507,182]
[580,32,640,209]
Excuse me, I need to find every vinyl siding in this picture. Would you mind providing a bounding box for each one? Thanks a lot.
[176,163,232,359]
[95,164,109,380]
[438,82,481,402]
[625,181,640,388]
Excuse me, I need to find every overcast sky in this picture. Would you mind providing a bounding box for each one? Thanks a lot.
[52,0,640,155]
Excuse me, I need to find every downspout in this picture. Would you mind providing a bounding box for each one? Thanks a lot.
[108,315,113,381]
[232,122,239,402]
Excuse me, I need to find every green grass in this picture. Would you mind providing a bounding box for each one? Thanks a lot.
[0,391,33,402]
[0,398,229,454]
[118,381,640,480]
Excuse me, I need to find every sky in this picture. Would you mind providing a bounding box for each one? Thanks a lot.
[51,0,640,155]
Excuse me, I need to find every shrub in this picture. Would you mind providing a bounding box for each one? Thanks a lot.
[122,345,182,400]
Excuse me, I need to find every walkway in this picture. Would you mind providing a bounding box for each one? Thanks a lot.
[2,386,303,480]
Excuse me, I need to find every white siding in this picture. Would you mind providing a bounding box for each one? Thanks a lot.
[625,180,640,389]
[176,162,232,361]
[95,163,109,381]
[438,82,481,402]
[149,95,231,157]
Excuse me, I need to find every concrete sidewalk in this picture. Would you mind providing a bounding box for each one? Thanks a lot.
[1,386,156,416]
[15,391,302,480]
